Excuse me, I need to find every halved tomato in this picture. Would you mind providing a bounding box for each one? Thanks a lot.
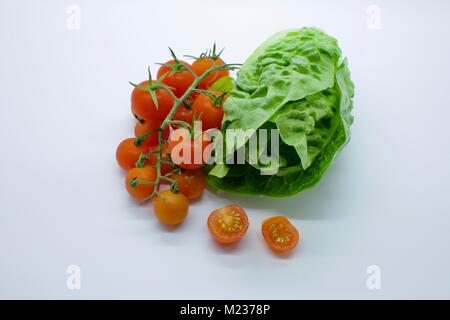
[207,205,249,244]
[261,216,299,253]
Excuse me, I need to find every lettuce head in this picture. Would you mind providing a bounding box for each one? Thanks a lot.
[206,27,354,197]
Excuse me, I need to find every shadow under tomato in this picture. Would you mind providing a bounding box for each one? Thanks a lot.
[207,236,248,254]
[155,220,187,232]
[264,244,300,259]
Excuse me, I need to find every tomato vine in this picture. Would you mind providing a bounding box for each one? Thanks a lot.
[129,50,240,203]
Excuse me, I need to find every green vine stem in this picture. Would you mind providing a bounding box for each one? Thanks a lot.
[131,57,240,203]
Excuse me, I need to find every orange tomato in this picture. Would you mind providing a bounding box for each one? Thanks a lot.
[191,57,229,90]
[153,190,189,225]
[125,166,157,202]
[116,138,145,171]
[261,216,299,253]
[207,205,249,244]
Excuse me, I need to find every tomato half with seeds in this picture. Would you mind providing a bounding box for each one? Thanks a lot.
[153,190,189,226]
[116,138,146,171]
[172,170,206,200]
[131,80,174,121]
[207,205,249,244]
[157,60,195,98]
[261,216,299,253]
[125,166,157,202]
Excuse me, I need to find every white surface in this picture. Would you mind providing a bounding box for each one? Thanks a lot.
[1,0,450,299]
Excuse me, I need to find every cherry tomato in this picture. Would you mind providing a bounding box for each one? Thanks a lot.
[157,60,195,98]
[172,92,198,125]
[172,170,206,200]
[147,143,176,176]
[213,57,229,81]
[116,138,146,171]
[153,190,189,225]
[261,216,299,253]
[191,57,217,89]
[207,205,249,244]
[192,91,225,130]
[173,106,194,125]
[168,128,212,170]
[191,57,229,90]
[125,166,157,202]
[134,119,170,149]
[131,80,174,121]
[183,91,199,109]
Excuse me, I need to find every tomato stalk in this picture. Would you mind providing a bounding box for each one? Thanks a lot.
[133,58,240,203]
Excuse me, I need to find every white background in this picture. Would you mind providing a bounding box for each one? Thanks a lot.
[1,0,450,299]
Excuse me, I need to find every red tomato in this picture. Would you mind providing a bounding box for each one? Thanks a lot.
[192,91,225,130]
[116,138,146,171]
[157,60,195,98]
[173,106,194,125]
[207,204,249,244]
[134,119,170,149]
[131,80,174,121]
[147,143,176,176]
[172,92,198,125]
[172,170,206,200]
[168,128,212,170]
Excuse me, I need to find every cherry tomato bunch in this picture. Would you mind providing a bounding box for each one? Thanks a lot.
[115,46,300,254]
[116,46,232,226]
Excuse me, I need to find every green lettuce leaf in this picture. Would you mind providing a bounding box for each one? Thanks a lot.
[210,76,235,93]
[222,28,342,151]
[206,28,354,197]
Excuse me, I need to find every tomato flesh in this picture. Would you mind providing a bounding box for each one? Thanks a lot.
[207,205,249,244]
[261,216,299,253]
